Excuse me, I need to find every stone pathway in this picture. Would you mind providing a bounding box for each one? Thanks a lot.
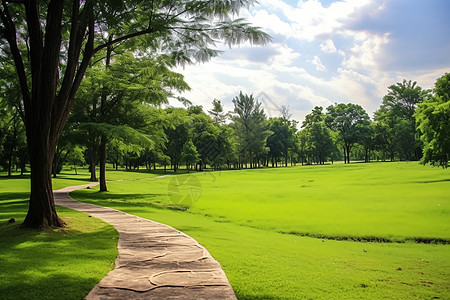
[54,183,237,300]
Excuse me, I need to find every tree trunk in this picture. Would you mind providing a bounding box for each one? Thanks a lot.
[23,128,64,228]
[99,135,108,191]
[346,145,351,164]
[89,147,98,181]
[7,115,18,177]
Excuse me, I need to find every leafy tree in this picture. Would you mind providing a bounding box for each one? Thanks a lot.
[0,1,270,227]
[0,61,27,175]
[325,103,370,164]
[181,140,200,172]
[415,73,450,168]
[301,107,335,164]
[295,130,309,165]
[267,117,296,167]
[377,80,430,160]
[232,92,271,168]
[373,107,401,161]
[359,122,375,162]
[66,146,86,175]
[164,108,190,172]
[189,108,222,171]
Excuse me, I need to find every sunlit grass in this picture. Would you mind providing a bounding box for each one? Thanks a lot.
[71,162,450,299]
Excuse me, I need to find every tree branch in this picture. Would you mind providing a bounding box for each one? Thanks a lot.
[58,0,80,102]
[92,27,154,55]
[24,0,43,96]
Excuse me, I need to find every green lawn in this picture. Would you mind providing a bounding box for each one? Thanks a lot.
[0,172,118,300]
[70,162,450,299]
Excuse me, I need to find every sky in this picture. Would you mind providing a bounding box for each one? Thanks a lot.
[174,0,450,124]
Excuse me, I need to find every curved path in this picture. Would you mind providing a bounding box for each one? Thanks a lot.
[54,183,237,300]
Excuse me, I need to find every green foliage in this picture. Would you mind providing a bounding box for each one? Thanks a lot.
[266,116,297,166]
[181,140,200,171]
[208,99,227,124]
[375,79,430,161]
[325,103,370,163]
[300,106,336,164]
[416,73,450,168]
[232,92,271,167]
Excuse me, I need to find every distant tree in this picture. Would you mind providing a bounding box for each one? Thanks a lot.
[266,119,284,167]
[295,130,309,165]
[267,117,296,167]
[165,108,190,172]
[0,0,270,228]
[301,107,335,164]
[208,99,227,125]
[359,122,375,162]
[0,62,27,176]
[373,107,401,161]
[280,105,292,120]
[232,92,271,168]
[415,73,450,168]
[377,80,430,160]
[325,103,370,164]
[66,146,86,175]
[181,140,200,172]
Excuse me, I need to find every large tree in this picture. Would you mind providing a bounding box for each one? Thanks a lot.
[415,73,450,168]
[325,103,370,164]
[232,92,271,168]
[0,0,270,228]
[267,117,296,167]
[301,107,335,165]
[376,80,430,160]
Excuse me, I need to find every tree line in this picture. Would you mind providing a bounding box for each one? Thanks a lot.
[2,72,450,189]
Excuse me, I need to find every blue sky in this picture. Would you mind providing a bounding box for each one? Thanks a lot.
[175,0,450,123]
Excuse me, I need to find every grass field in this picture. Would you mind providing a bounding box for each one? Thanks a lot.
[69,162,450,299]
[0,173,118,300]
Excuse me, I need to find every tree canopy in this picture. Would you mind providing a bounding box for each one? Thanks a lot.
[415,73,450,168]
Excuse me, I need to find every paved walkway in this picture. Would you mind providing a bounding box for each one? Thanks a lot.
[54,183,237,300]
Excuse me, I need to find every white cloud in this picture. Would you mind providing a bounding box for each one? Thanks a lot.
[320,39,337,53]
[311,56,326,71]
[174,0,450,124]
[251,0,373,41]
[342,31,390,71]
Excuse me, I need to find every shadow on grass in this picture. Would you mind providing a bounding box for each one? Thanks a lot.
[0,192,30,201]
[0,211,118,300]
[72,191,163,202]
[53,176,92,182]
[413,178,450,184]
[0,174,30,180]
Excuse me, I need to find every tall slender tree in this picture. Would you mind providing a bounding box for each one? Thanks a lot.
[232,92,271,168]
